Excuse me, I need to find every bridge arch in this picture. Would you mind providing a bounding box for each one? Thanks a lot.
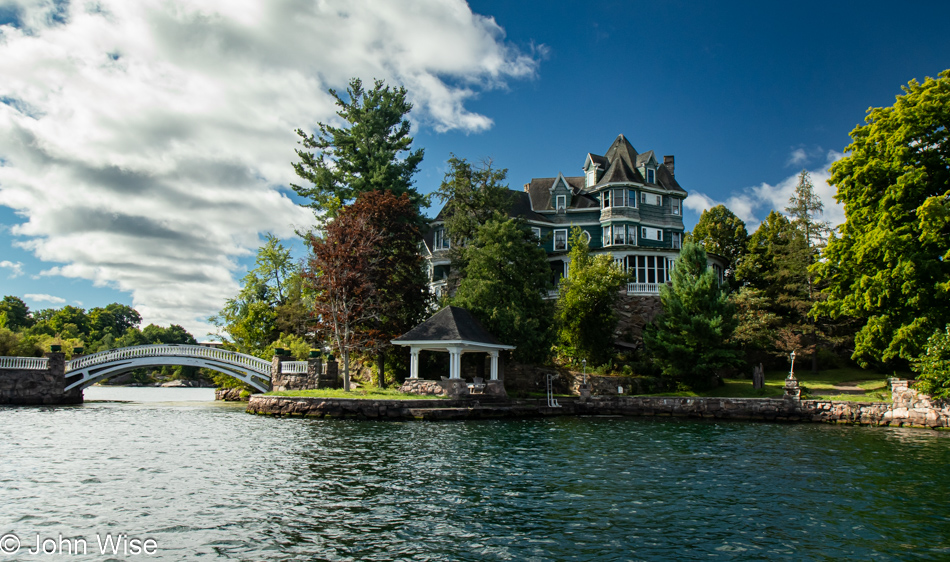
[65,344,271,392]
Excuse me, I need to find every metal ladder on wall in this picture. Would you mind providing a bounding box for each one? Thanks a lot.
[546,373,561,408]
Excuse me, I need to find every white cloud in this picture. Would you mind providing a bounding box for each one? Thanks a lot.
[786,147,808,167]
[25,293,66,305]
[0,260,24,277]
[0,0,539,336]
[685,150,845,231]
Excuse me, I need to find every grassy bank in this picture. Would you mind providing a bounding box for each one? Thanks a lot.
[690,367,896,402]
[265,388,446,400]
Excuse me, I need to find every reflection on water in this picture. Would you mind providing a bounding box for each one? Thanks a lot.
[84,386,216,402]
[0,389,948,560]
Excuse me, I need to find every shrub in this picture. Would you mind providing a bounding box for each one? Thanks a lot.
[913,325,950,400]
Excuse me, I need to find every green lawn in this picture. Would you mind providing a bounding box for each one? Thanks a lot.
[648,367,903,402]
[265,388,446,400]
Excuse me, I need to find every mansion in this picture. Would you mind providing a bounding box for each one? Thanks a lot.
[425,134,724,298]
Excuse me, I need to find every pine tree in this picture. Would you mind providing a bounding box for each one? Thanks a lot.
[644,241,740,389]
[291,78,424,218]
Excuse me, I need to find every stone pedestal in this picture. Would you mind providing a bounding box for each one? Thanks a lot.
[784,375,801,400]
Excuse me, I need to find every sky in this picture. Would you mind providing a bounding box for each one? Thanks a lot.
[1,0,948,339]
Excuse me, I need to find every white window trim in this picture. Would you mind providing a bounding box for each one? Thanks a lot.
[671,198,681,215]
[556,195,566,211]
[531,227,542,246]
[582,230,591,243]
[553,229,568,251]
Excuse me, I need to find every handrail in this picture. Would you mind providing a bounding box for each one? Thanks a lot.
[0,356,49,370]
[65,344,272,375]
[627,282,660,295]
[280,361,309,374]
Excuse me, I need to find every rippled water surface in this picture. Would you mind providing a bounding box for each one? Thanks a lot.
[2,388,949,560]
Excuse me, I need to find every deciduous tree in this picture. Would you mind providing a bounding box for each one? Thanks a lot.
[306,203,386,391]
[688,204,748,288]
[814,70,950,367]
[555,227,628,365]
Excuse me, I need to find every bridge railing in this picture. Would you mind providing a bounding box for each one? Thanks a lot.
[280,361,309,374]
[65,344,272,375]
[0,356,49,370]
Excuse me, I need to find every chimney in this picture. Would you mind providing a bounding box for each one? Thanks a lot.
[664,155,675,177]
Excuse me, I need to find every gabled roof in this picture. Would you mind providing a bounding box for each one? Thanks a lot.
[584,153,608,170]
[524,176,587,210]
[393,306,503,345]
[636,150,656,168]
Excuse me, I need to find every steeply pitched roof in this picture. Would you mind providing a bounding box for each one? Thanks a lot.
[656,163,685,193]
[604,134,639,172]
[393,306,503,345]
[594,155,644,187]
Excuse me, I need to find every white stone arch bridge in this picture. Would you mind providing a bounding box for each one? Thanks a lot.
[65,344,272,392]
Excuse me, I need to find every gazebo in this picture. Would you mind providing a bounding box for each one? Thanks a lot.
[391,306,515,383]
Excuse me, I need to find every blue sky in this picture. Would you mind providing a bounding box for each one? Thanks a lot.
[1,0,948,337]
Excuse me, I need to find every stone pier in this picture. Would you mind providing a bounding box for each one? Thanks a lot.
[0,353,83,405]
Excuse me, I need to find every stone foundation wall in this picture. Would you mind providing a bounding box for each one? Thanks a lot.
[0,353,82,405]
[614,294,663,345]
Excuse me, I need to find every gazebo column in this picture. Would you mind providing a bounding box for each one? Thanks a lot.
[409,347,420,379]
[489,350,500,380]
[447,346,463,379]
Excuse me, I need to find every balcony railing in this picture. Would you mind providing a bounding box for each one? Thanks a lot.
[627,283,661,295]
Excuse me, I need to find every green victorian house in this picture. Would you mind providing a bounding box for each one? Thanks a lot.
[425,134,725,299]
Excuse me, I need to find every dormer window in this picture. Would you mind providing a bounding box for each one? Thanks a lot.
[556,195,566,211]
[586,168,597,187]
[434,228,450,250]
[647,168,655,184]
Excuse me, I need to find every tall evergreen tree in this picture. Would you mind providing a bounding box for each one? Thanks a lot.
[555,227,628,365]
[450,215,554,364]
[434,155,514,274]
[814,70,950,367]
[292,78,425,218]
[644,241,740,389]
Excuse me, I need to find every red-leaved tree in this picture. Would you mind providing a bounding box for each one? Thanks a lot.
[306,191,427,389]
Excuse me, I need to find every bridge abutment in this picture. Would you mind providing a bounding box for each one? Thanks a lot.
[0,352,83,405]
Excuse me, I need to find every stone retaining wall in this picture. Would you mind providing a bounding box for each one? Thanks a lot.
[247,389,949,428]
[0,353,82,405]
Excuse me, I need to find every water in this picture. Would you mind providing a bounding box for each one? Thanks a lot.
[1,388,949,560]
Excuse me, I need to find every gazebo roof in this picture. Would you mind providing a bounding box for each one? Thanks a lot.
[392,306,513,349]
